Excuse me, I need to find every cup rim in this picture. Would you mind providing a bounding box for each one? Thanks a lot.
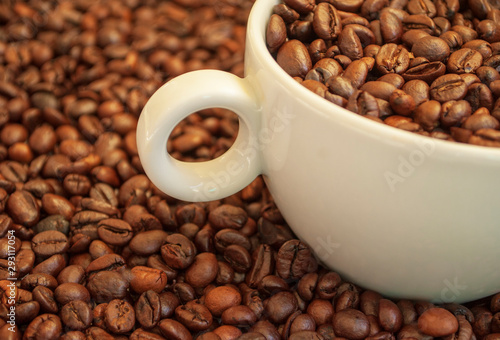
[247,0,500,159]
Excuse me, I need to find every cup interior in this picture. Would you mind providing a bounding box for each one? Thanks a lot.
[246,0,500,160]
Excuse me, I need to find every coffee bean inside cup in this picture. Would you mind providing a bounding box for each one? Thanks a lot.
[267,0,500,147]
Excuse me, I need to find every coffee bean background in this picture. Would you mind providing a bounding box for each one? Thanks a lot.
[1,0,500,339]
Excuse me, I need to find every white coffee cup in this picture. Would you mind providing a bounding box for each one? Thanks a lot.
[137,0,500,303]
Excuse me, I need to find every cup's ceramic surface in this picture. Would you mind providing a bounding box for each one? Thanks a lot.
[137,0,500,303]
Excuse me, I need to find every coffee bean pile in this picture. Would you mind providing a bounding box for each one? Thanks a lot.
[1,0,500,339]
[267,0,500,147]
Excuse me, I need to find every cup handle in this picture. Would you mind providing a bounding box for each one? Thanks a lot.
[136,69,262,202]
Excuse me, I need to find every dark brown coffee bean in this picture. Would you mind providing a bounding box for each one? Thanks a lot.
[338,26,364,60]
[277,40,312,78]
[264,291,298,324]
[105,299,135,334]
[414,100,442,131]
[375,44,410,75]
[41,193,75,221]
[97,218,133,246]
[379,10,404,44]
[403,14,436,34]
[158,319,193,340]
[23,314,61,340]
[6,190,40,227]
[31,286,57,315]
[221,304,257,326]
[407,0,436,16]
[161,233,196,270]
[246,243,275,288]
[312,3,342,40]
[417,307,459,336]
[86,253,126,276]
[57,264,85,284]
[430,74,468,102]
[250,320,280,340]
[284,0,315,14]
[276,239,315,280]
[135,290,161,329]
[205,285,242,317]
[21,273,58,291]
[412,36,451,62]
[388,89,416,116]
[185,252,218,288]
[378,298,403,332]
[175,300,213,332]
[85,326,114,340]
[447,48,483,74]
[130,328,166,340]
[224,244,252,273]
[54,282,90,306]
[32,230,69,258]
[214,228,252,253]
[462,108,500,131]
[332,309,370,339]
[267,14,287,54]
[440,100,472,127]
[402,61,447,83]
[130,265,168,294]
[306,299,335,326]
[465,83,495,112]
[129,230,169,256]
[87,270,129,304]
[208,204,248,230]
[61,300,92,331]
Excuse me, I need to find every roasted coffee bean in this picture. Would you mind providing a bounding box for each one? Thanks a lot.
[129,229,169,256]
[209,204,248,230]
[414,100,442,131]
[412,36,451,62]
[205,285,242,317]
[338,26,364,60]
[158,318,193,340]
[97,218,133,246]
[332,309,370,339]
[185,252,218,288]
[6,189,40,227]
[23,314,62,340]
[224,244,252,273]
[175,300,213,331]
[430,74,468,102]
[61,300,92,331]
[31,230,69,258]
[465,83,495,112]
[130,265,168,294]
[277,40,312,78]
[418,307,459,336]
[54,282,91,306]
[161,233,196,270]
[105,299,135,334]
[267,14,287,54]
[312,3,342,40]
[135,290,161,329]
[87,270,129,304]
[214,228,252,253]
[462,108,500,132]
[447,48,483,74]
[276,239,316,280]
[375,44,410,75]
[263,291,298,324]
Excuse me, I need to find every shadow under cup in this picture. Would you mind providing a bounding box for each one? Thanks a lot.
[138,0,500,303]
